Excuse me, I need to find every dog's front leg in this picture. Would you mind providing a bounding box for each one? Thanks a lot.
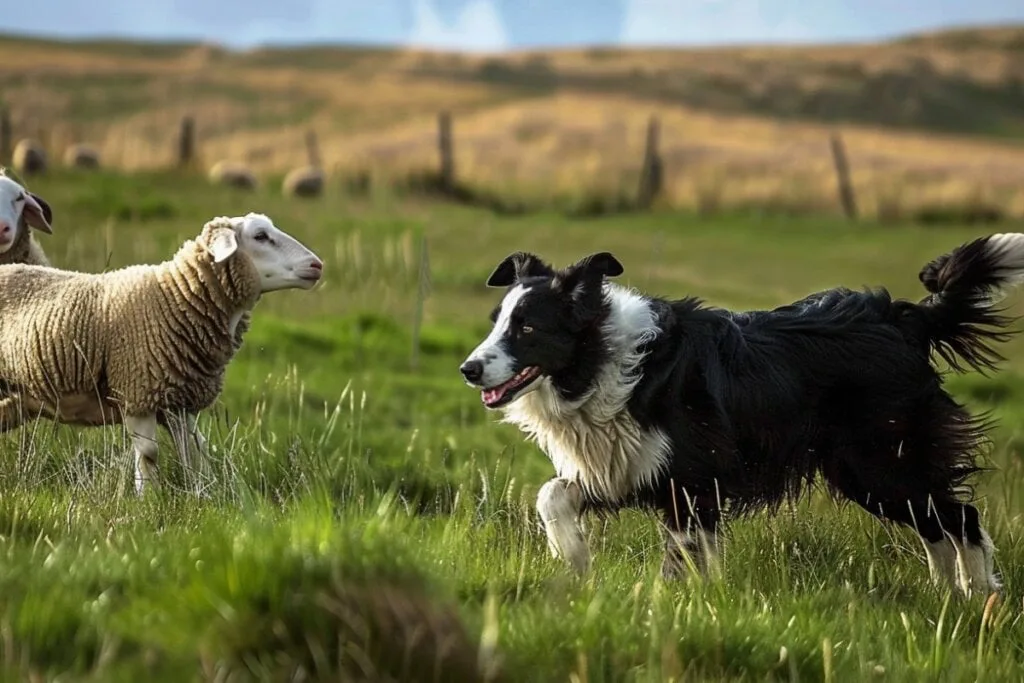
[536,477,590,574]
[661,489,722,580]
[661,524,721,580]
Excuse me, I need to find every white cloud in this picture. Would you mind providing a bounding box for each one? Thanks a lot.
[620,0,819,46]
[407,0,509,52]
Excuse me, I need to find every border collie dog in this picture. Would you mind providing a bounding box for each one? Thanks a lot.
[459,235,1024,598]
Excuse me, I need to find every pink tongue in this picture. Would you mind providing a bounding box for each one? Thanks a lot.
[481,368,539,405]
[482,384,509,405]
[482,373,525,405]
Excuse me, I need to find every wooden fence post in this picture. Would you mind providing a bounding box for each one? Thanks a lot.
[305,129,321,168]
[437,111,454,193]
[177,116,195,168]
[0,106,10,166]
[637,115,664,209]
[829,132,858,220]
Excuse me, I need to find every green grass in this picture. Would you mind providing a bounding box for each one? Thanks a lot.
[3,169,1024,681]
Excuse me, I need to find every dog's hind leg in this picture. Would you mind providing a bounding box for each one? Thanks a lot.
[660,487,722,580]
[823,460,999,598]
[896,499,998,599]
[536,477,590,574]
[920,529,959,589]
[933,500,999,599]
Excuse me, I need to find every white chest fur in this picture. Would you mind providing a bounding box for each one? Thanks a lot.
[501,284,670,503]
[504,383,670,502]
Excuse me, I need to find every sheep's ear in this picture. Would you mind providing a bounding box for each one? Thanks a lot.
[207,228,238,263]
[23,192,53,234]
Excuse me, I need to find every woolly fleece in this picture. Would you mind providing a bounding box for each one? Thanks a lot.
[0,218,261,430]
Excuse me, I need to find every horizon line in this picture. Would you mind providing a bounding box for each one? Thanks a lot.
[1,21,1021,55]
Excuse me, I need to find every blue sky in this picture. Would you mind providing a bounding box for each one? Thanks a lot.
[4,0,1024,51]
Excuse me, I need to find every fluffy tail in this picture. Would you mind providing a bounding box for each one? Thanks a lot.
[917,233,1024,374]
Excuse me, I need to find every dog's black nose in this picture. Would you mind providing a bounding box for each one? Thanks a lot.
[460,360,484,384]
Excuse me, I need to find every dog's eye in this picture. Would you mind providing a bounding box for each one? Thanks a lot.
[521,325,534,334]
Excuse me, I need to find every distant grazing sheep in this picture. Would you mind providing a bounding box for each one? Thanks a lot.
[0,213,324,495]
[12,139,46,176]
[0,171,53,266]
[63,143,101,170]
[283,165,324,198]
[209,160,258,190]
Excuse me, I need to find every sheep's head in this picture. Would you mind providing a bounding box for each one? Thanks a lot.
[199,212,323,293]
[0,175,52,254]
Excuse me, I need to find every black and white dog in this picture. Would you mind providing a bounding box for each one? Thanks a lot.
[459,234,1024,598]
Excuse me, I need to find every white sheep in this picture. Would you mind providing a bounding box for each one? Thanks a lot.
[0,172,54,266]
[0,212,324,495]
[12,139,47,176]
[283,166,324,198]
[63,143,101,170]
[209,160,258,190]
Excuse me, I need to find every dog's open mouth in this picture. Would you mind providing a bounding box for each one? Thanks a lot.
[481,366,541,408]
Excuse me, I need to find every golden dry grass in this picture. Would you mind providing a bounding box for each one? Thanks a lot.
[326,93,1024,217]
[1,27,1023,218]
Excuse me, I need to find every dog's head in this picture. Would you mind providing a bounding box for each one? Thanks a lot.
[460,250,624,409]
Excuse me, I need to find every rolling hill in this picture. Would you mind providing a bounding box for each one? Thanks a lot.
[2,26,1024,216]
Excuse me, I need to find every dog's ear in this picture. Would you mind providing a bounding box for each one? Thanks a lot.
[555,252,624,299]
[573,252,624,279]
[555,252,624,324]
[486,251,556,287]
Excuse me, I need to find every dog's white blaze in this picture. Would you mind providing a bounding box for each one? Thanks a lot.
[465,283,530,387]
[503,284,670,503]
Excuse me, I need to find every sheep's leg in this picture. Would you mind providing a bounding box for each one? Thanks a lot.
[126,414,159,495]
[182,413,213,496]
[186,414,213,478]
[161,410,215,497]
[0,395,27,434]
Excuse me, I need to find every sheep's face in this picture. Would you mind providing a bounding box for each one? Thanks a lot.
[202,212,323,292]
[0,176,52,254]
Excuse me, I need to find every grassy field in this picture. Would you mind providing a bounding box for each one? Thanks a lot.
[3,27,1024,218]
[0,169,1023,681]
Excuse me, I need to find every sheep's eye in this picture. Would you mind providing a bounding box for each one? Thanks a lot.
[254,232,269,242]
[521,325,534,334]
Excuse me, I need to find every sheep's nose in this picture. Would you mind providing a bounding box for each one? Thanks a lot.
[460,359,484,384]
[309,259,323,271]
[0,222,10,236]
